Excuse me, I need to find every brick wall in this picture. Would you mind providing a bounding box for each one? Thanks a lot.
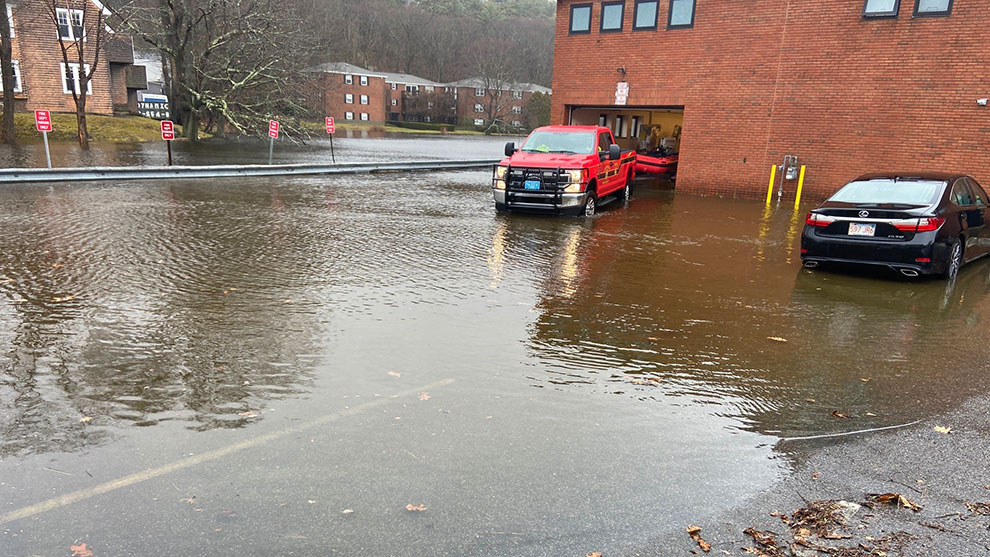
[9,0,114,115]
[552,0,990,201]
[455,87,534,127]
[312,72,387,125]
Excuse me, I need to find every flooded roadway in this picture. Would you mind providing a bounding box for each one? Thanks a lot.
[1,136,989,555]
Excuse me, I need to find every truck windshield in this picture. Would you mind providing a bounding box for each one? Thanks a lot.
[828,179,945,206]
[520,131,595,155]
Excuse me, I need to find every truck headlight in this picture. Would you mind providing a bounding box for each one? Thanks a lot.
[495,179,506,190]
[567,169,583,183]
[563,183,583,193]
[495,165,507,179]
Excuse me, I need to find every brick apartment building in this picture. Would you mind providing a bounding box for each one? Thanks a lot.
[3,0,146,115]
[306,63,551,129]
[551,0,990,200]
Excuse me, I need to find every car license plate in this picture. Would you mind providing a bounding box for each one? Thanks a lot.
[848,222,876,236]
[524,180,541,190]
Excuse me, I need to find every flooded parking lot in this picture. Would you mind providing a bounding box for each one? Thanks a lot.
[1,137,989,555]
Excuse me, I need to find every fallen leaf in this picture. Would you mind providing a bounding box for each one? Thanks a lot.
[586,553,603,557]
[418,392,430,401]
[183,496,196,504]
[767,336,788,343]
[805,398,816,403]
[308,500,316,504]
[79,416,92,423]
[238,411,257,417]
[686,525,711,552]
[811,472,819,480]
[405,503,427,512]
[52,294,78,303]
[341,509,354,514]
[860,377,870,382]
[933,426,951,434]
[965,502,990,515]
[831,410,850,419]
[867,492,922,512]
[865,412,877,416]
[284,299,293,303]
[387,371,401,378]
[70,543,94,557]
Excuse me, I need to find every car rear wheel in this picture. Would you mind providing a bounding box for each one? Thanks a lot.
[942,239,963,280]
[582,193,596,217]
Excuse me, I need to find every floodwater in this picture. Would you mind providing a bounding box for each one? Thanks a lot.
[1,136,989,555]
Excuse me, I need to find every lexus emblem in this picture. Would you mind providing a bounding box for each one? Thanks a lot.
[858,210,870,218]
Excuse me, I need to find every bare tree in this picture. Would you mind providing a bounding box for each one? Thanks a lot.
[38,0,108,149]
[0,0,15,144]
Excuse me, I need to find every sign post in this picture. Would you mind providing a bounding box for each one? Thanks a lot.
[268,120,279,165]
[160,120,175,166]
[35,110,53,168]
[325,117,335,163]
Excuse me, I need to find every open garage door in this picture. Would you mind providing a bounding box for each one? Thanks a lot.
[569,106,684,183]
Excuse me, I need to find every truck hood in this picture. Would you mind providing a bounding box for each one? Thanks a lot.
[500,152,598,169]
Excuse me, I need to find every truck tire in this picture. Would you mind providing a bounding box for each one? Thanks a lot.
[582,193,596,217]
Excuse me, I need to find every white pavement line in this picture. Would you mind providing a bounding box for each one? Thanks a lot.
[0,378,455,526]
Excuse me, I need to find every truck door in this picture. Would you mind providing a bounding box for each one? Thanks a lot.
[597,131,618,195]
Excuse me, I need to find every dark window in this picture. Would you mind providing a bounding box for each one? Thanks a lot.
[614,115,626,137]
[951,180,974,206]
[863,0,899,17]
[633,0,659,29]
[598,132,610,152]
[598,114,607,127]
[965,178,987,206]
[600,1,624,32]
[569,3,592,34]
[913,0,952,16]
[667,0,695,28]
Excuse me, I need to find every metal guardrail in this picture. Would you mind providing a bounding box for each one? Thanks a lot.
[0,159,502,184]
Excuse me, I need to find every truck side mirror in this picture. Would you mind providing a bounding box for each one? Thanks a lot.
[608,144,621,161]
[505,142,516,157]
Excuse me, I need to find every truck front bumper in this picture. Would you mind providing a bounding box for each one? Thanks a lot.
[494,189,585,214]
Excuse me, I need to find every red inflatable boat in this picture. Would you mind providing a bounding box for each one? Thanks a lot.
[635,153,678,176]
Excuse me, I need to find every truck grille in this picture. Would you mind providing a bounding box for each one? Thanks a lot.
[495,167,571,210]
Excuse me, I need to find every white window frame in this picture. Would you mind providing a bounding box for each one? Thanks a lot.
[344,111,354,120]
[56,8,85,41]
[474,118,485,126]
[344,93,353,104]
[360,112,369,121]
[7,6,14,38]
[60,62,92,95]
[473,103,484,113]
[344,74,353,84]
[0,60,21,92]
[511,106,522,114]
[512,91,523,99]
[359,94,368,105]
[390,82,397,90]
[390,98,397,106]
[359,75,368,86]
[474,87,485,96]
[511,120,521,127]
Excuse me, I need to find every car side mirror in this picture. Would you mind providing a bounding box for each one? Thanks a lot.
[608,144,621,161]
[504,142,516,157]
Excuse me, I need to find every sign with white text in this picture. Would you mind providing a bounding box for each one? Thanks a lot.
[161,120,175,140]
[325,117,335,134]
[35,110,52,132]
[268,120,280,138]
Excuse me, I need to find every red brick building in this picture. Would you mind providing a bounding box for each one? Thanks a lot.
[551,0,990,200]
[304,63,388,124]
[4,0,145,115]
[448,77,551,130]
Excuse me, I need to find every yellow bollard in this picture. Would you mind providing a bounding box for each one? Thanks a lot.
[793,165,807,211]
[765,165,777,206]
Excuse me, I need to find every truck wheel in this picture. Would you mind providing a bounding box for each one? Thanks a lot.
[582,194,596,217]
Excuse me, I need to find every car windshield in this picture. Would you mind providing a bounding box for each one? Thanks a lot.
[828,179,945,206]
[520,131,595,154]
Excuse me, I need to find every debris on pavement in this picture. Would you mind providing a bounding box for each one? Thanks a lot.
[686,525,711,552]
[865,493,922,512]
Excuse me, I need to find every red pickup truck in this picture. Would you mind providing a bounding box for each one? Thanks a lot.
[493,125,636,216]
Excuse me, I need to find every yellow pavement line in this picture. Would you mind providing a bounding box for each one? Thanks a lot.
[0,378,455,526]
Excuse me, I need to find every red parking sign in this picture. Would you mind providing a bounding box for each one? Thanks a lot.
[35,110,52,132]
[161,120,175,140]
[268,120,279,138]
[325,117,335,134]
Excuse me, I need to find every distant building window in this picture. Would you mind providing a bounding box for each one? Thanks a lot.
[56,8,84,41]
[360,113,369,121]
[60,62,91,95]
[474,118,485,126]
[424,116,431,122]
[425,86,434,93]
[391,82,397,90]
[7,6,14,38]
[474,103,484,113]
[569,3,592,34]
[405,84,419,92]
[512,90,523,99]
[511,106,522,114]
[0,60,21,92]
[360,75,368,86]
[360,94,368,105]
[633,0,658,29]
[863,0,899,17]
[600,1,624,32]
[391,98,397,106]
[511,120,521,127]
[914,0,951,16]
[667,0,695,28]
[474,87,485,96]
[345,93,353,103]
[345,111,354,120]
[344,74,353,84]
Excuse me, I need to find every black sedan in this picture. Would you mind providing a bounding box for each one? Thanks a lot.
[801,173,989,279]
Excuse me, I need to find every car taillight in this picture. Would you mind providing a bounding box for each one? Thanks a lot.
[892,217,945,232]
[805,212,835,227]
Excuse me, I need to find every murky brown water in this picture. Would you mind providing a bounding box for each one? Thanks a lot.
[2,137,989,555]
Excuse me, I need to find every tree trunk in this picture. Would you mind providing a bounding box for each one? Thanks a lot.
[76,102,88,149]
[0,0,15,145]
[183,106,198,141]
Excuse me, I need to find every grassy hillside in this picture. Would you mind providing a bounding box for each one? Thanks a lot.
[14,113,182,142]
